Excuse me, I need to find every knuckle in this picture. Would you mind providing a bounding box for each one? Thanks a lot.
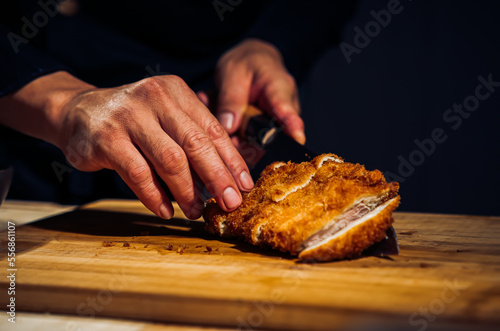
[282,72,297,87]
[108,106,133,124]
[216,54,236,70]
[225,157,243,172]
[132,77,164,99]
[182,130,211,154]
[269,96,299,118]
[224,162,243,176]
[205,169,231,193]
[269,98,288,114]
[165,74,187,88]
[158,147,188,177]
[205,120,227,141]
[281,113,302,129]
[141,77,163,91]
[126,162,151,187]
[136,182,159,203]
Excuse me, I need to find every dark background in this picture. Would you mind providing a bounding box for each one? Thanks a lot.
[2,0,498,216]
[300,0,499,216]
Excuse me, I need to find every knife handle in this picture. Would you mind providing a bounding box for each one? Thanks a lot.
[239,105,280,147]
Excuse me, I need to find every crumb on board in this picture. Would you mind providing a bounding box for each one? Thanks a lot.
[177,246,184,255]
[144,244,149,248]
[123,242,130,247]
[101,241,112,247]
[165,244,173,251]
[195,245,202,248]
[206,246,212,253]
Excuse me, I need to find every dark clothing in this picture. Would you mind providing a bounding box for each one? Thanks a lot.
[0,0,356,204]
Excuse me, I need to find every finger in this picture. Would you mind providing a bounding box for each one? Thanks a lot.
[159,104,244,212]
[196,91,210,108]
[131,120,204,219]
[260,73,306,145]
[107,140,174,219]
[196,89,218,112]
[215,65,252,134]
[182,92,254,192]
[231,135,240,148]
[202,116,254,192]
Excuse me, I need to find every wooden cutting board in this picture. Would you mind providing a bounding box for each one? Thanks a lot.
[1,200,499,330]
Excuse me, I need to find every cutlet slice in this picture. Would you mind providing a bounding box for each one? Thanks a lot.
[203,153,400,261]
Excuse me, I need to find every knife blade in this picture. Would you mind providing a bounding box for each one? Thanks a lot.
[240,105,399,257]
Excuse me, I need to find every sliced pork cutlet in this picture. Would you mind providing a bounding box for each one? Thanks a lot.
[203,153,400,262]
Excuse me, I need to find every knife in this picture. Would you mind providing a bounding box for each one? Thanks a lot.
[240,105,399,257]
[239,105,314,180]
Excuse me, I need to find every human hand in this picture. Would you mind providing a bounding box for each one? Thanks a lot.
[199,38,305,145]
[57,75,254,219]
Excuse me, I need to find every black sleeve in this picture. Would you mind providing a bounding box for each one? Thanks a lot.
[244,0,357,82]
[0,1,68,98]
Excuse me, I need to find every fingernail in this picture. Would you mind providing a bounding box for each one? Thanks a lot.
[159,203,172,219]
[218,112,234,131]
[239,170,254,191]
[222,187,241,210]
[293,131,306,145]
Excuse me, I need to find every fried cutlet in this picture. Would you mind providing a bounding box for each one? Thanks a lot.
[204,154,400,261]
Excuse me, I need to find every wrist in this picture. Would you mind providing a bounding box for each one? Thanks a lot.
[0,71,96,148]
[42,74,96,147]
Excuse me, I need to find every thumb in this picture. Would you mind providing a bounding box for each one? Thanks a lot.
[216,68,252,135]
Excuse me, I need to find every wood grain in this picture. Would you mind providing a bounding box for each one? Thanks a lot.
[1,199,499,330]
[0,200,76,231]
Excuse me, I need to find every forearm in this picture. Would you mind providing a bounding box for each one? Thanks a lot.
[0,71,95,147]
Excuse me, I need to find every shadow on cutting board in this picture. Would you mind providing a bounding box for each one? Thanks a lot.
[26,208,389,262]
[25,208,294,260]
[31,209,207,237]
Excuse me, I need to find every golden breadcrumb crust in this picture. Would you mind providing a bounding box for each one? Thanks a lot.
[203,153,400,261]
